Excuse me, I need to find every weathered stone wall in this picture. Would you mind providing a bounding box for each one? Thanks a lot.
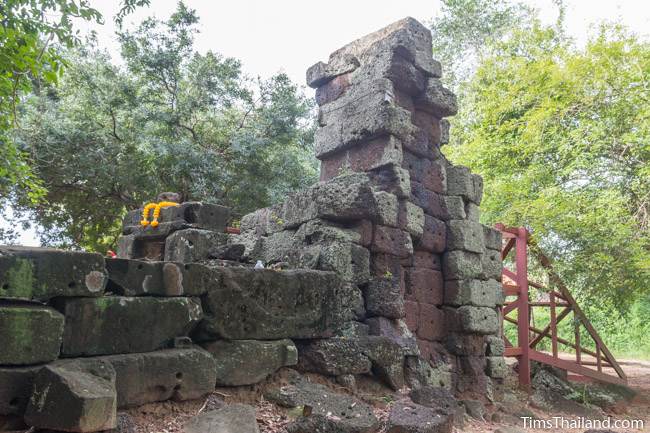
[0,17,506,433]
[236,17,506,396]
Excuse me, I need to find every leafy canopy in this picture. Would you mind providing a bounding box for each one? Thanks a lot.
[9,2,316,252]
[435,2,650,308]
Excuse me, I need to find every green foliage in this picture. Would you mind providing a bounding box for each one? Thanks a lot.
[9,3,316,251]
[433,0,650,309]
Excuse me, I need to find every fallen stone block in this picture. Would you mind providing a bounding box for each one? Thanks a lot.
[184,404,260,433]
[164,228,229,262]
[387,400,453,433]
[0,366,39,416]
[99,347,217,408]
[0,246,106,301]
[105,259,211,296]
[202,339,297,386]
[446,220,485,253]
[24,359,117,432]
[296,338,372,376]
[265,374,378,433]
[360,336,407,390]
[199,268,342,340]
[56,297,202,356]
[0,305,64,365]
[410,385,461,423]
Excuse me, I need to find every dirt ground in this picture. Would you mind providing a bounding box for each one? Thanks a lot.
[119,359,650,433]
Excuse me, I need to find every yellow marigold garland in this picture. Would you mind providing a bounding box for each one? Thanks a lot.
[140,201,180,227]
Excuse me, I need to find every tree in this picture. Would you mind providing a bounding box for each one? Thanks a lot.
[0,0,149,206]
[444,21,650,308]
[9,2,317,252]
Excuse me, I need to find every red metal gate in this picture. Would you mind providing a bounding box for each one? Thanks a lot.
[495,224,627,388]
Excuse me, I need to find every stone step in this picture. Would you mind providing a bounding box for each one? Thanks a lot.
[0,246,107,301]
[55,296,202,356]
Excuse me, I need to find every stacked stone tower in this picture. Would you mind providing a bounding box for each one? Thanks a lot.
[238,17,506,396]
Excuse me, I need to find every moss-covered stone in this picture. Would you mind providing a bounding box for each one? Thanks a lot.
[0,246,106,301]
[0,305,64,365]
[55,297,202,356]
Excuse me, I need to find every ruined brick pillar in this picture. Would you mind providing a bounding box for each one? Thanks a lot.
[307,17,505,395]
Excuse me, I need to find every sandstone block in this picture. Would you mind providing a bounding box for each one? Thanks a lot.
[404,301,419,333]
[315,72,352,105]
[371,225,413,258]
[417,304,445,341]
[417,215,446,253]
[203,340,297,386]
[296,338,371,376]
[122,202,230,238]
[364,277,405,319]
[387,401,453,433]
[0,246,106,301]
[199,268,341,339]
[164,228,229,262]
[106,259,211,296]
[369,164,411,199]
[414,78,458,118]
[184,404,260,433]
[405,268,443,305]
[399,200,425,238]
[446,220,485,253]
[444,334,486,356]
[0,366,39,416]
[444,279,500,307]
[486,335,505,356]
[446,167,483,204]
[374,191,399,227]
[56,297,202,356]
[481,249,503,280]
[447,306,499,335]
[483,226,503,251]
[408,250,442,270]
[442,250,483,280]
[25,360,117,432]
[0,305,64,365]
[486,356,508,379]
[319,135,403,181]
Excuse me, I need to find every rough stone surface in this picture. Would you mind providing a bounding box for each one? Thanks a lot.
[446,220,485,253]
[486,356,508,379]
[364,276,405,319]
[296,338,371,376]
[199,268,342,340]
[387,400,453,433]
[56,297,202,356]
[442,251,482,280]
[24,360,117,432]
[203,339,298,386]
[444,279,500,307]
[447,306,499,335]
[0,246,106,301]
[123,202,230,238]
[96,348,217,408]
[409,386,461,423]
[164,228,229,263]
[372,225,414,258]
[0,366,39,416]
[265,374,378,433]
[106,259,211,296]
[361,336,407,390]
[184,404,260,433]
[405,268,443,305]
[0,305,64,365]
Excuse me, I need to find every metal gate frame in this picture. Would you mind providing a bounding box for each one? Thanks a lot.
[495,224,627,388]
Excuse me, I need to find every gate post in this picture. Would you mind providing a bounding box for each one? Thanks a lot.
[516,227,531,389]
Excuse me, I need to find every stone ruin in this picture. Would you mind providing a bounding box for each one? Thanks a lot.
[0,18,506,433]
